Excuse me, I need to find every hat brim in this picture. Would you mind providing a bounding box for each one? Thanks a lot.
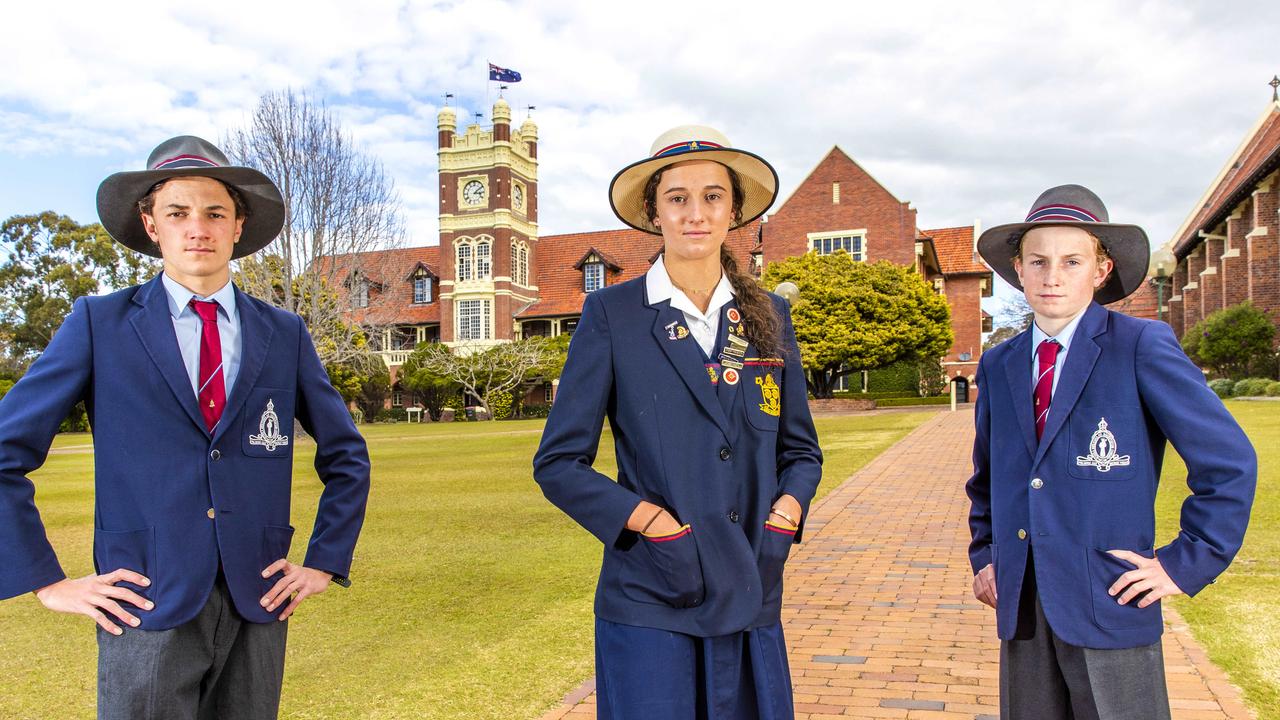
[977,221,1151,305]
[608,148,779,234]
[97,166,285,260]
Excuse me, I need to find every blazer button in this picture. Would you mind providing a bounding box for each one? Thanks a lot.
[727,510,740,523]
[1031,478,1043,489]
[1017,528,1028,540]
[207,508,216,519]
[210,449,221,461]
[719,447,731,461]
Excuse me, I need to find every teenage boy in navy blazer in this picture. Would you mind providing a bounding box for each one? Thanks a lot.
[966,184,1255,719]
[0,136,370,719]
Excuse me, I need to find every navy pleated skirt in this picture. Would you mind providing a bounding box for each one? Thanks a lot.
[594,617,794,720]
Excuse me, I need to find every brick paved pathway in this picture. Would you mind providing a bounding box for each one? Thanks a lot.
[540,410,1253,719]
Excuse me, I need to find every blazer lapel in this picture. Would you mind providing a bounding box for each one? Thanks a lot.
[128,276,206,434]
[212,288,273,444]
[649,299,731,438]
[1033,303,1106,467]
[1002,329,1038,458]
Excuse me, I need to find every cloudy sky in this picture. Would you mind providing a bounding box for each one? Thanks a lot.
[3,0,1278,299]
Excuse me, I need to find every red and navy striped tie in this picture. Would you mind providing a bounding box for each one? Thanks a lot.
[1034,340,1060,440]
[190,300,226,433]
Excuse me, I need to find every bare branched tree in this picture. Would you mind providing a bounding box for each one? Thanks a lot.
[224,89,405,368]
[409,338,558,420]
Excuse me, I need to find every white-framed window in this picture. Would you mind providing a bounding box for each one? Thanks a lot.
[512,241,529,286]
[352,279,369,308]
[456,243,473,282]
[457,299,492,340]
[413,275,432,304]
[809,231,865,260]
[392,390,403,407]
[476,240,492,279]
[584,262,604,292]
[543,382,553,403]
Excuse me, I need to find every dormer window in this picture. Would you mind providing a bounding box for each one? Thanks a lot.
[353,279,370,308]
[584,260,604,292]
[413,274,432,304]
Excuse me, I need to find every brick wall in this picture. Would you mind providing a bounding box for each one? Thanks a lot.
[1200,234,1224,319]
[763,147,917,268]
[1182,246,1204,330]
[942,276,983,365]
[1223,208,1249,307]
[1248,180,1280,326]
[1169,261,1186,338]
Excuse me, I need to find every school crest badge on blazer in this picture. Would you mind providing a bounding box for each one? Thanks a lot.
[1075,417,1129,472]
[756,373,781,417]
[249,398,290,452]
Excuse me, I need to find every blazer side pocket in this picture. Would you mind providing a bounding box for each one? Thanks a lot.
[619,525,706,609]
[1087,546,1161,629]
[759,520,796,601]
[93,526,156,599]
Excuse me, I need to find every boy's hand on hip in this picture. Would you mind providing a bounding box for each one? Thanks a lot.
[260,559,332,620]
[34,570,154,635]
[1107,550,1185,608]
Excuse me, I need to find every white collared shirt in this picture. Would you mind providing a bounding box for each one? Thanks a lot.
[161,273,242,396]
[645,255,735,357]
[1029,307,1087,398]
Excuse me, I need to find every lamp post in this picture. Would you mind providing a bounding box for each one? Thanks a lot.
[1150,247,1176,324]
[774,281,800,307]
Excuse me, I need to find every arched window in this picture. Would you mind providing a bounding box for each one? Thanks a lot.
[476,240,492,279]
[456,242,473,282]
[512,240,530,286]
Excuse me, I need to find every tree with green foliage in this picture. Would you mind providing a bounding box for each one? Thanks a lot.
[983,325,1020,351]
[1181,302,1276,380]
[405,337,559,419]
[762,253,953,398]
[398,347,461,421]
[0,212,156,364]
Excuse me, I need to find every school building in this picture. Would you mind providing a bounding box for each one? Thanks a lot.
[332,100,994,408]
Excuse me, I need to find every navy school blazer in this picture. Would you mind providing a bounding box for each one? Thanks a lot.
[533,276,823,637]
[966,302,1256,649]
[0,275,371,629]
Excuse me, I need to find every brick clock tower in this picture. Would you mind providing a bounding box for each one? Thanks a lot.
[437,98,539,344]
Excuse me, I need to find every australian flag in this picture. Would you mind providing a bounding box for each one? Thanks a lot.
[489,63,522,83]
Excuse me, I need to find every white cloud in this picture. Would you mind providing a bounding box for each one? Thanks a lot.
[2,0,1278,251]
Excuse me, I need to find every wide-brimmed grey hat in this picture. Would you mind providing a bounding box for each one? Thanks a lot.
[977,184,1149,304]
[97,135,285,259]
[608,125,778,235]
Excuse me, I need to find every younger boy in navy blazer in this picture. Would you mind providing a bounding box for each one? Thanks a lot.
[967,184,1255,719]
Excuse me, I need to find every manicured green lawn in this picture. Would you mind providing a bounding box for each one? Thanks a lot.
[1156,401,1278,717]
[0,410,932,719]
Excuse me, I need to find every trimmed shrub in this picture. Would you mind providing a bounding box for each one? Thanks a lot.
[373,408,402,423]
[489,391,514,420]
[1207,378,1234,399]
[874,396,952,407]
[520,403,551,418]
[866,360,920,393]
[1266,381,1280,397]
[1232,378,1272,397]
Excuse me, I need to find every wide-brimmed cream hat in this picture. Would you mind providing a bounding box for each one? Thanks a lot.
[608,125,778,235]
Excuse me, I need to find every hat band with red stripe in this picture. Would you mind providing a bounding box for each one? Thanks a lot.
[1025,204,1100,223]
[154,154,220,170]
[653,140,725,158]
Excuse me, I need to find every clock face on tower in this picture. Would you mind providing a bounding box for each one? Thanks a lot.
[463,180,486,206]
[513,183,524,211]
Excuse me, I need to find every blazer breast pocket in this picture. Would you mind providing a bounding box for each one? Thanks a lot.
[745,364,782,432]
[241,388,296,459]
[1066,407,1139,481]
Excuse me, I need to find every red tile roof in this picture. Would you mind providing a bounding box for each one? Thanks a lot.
[1174,102,1280,255]
[518,220,762,318]
[317,245,443,325]
[921,226,989,275]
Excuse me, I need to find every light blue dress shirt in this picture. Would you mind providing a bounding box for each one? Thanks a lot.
[161,273,242,397]
[1029,307,1087,398]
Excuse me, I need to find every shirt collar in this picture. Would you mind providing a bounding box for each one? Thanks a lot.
[645,254,735,320]
[1030,306,1087,355]
[161,272,237,321]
